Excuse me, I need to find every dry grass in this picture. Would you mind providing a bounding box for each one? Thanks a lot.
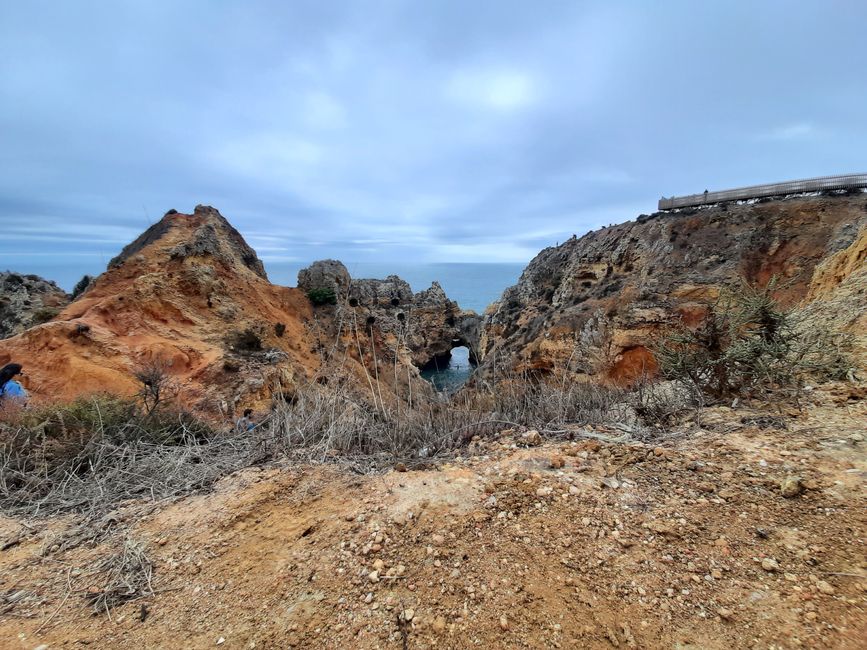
[84,535,154,614]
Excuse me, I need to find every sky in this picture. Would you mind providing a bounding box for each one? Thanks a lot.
[2,0,866,290]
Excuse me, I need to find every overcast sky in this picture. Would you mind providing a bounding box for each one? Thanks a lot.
[2,1,866,289]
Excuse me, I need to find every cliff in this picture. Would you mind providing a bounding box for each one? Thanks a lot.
[0,207,471,412]
[478,193,867,383]
[0,272,69,340]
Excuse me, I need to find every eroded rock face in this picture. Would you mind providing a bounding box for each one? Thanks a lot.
[0,206,484,411]
[296,262,482,370]
[297,260,352,301]
[0,272,69,339]
[110,205,267,280]
[0,207,313,410]
[478,193,867,383]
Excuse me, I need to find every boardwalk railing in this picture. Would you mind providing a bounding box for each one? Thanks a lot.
[658,173,867,210]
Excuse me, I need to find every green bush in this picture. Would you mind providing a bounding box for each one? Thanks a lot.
[30,306,60,326]
[71,274,93,299]
[655,278,852,398]
[307,287,337,306]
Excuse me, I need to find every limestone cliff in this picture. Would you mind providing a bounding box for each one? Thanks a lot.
[0,207,477,412]
[297,260,481,370]
[478,193,867,382]
[0,272,69,340]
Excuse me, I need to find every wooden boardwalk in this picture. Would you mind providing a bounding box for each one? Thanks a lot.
[658,173,867,210]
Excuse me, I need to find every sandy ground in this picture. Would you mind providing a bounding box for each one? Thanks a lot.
[0,388,865,649]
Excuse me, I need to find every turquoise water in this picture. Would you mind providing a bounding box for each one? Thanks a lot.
[419,346,474,393]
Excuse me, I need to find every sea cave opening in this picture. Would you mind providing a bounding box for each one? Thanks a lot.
[420,345,476,393]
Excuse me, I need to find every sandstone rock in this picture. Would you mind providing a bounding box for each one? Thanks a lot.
[476,194,867,382]
[780,476,804,498]
[718,607,734,621]
[761,558,780,572]
[816,580,836,595]
[521,430,542,447]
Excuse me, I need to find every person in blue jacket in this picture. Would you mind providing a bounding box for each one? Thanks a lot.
[0,363,28,403]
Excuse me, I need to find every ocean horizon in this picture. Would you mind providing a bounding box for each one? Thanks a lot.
[11,260,525,316]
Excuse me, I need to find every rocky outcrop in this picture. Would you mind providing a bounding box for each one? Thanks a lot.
[478,193,867,383]
[297,263,482,370]
[0,206,484,411]
[0,207,322,411]
[297,260,352,301]
[110,205,267,280]
[800,222,867,367]
[0,272,69,339]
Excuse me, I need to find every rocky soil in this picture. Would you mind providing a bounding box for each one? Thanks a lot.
[0,386,864,649]
[0,272,69,340]
[478,193,867,383]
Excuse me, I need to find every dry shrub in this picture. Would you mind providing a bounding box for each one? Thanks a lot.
[85,536,154,613]
[0,395,222,517]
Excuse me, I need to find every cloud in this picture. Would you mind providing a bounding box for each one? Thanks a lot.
[1,0,866,293]
[757,122,817,141]
[302,91,348,130]
[445,68,537,112]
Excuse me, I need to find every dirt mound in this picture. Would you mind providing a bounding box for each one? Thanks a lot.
[1,389,864,648]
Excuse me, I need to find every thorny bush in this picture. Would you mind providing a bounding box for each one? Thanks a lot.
[655,278,853,398]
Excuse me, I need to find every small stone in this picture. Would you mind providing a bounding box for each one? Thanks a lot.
[816,580,835,595]
[431,533,445,545]
[717,608,734,621]
[696,481,716,493]
[550,454,565,469]
[402,608,415,622]
[780,476,804,498]
[432,616,447,633]
[522,430,542,446]
[761,558,780,572]
[216,638,225,646]
[368,570,380,583]
[499,615,509,630]
[568,485,580,495]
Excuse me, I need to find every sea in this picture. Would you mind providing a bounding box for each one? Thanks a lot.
[265,261,523,315]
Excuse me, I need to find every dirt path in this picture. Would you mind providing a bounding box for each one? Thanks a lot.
[1,393,865,649]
